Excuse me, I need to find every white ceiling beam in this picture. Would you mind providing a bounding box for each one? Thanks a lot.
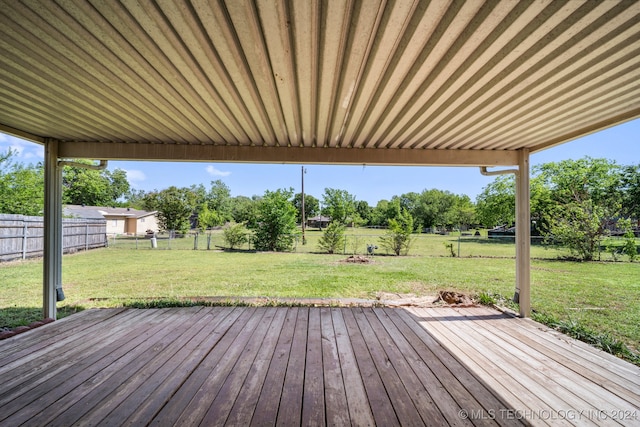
[58,141,518,166]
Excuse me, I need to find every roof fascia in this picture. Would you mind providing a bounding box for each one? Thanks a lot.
[58,141,519,167]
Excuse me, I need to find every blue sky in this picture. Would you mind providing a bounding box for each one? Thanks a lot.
[1,118,638,205]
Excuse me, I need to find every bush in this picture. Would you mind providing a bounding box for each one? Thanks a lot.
[223,222,250,250]
[379,208,414,256]
[252,188,298,252]
[318,222,345,254]
[622,231,637,262]
[619,218,637,262]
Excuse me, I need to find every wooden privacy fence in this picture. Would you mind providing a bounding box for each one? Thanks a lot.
[0,214,107,262]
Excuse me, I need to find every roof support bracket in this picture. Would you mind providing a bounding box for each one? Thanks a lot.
[479,166,519,176]
[58,159,108,170]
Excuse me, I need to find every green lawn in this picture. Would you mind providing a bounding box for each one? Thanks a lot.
[1,229,638,362]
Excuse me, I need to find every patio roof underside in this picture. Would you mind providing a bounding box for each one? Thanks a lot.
[1,0,639,167]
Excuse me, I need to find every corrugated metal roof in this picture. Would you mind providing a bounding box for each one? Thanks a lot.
[1,0,639,166]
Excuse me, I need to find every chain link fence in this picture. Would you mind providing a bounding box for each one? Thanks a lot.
[105,229,592,260]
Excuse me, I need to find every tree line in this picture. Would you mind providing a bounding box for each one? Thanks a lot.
[1,149,638,259]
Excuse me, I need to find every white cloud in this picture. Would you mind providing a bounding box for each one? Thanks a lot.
[206,165,231,177]
[124,169,146,183]
[0,134,43,161]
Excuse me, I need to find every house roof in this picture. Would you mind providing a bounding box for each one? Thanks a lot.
[1,1,639,166]
[64,205,156,220]
[307,215,332,222]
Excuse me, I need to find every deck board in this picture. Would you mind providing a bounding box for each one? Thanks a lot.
[277,306,309,426]
[0,306,638,426]
[84,306,230,425]
[391,308,511,427]
[457,307,637,415]
[341,307,400,426]
[302,307,325,426]
[250,307,298,426]
[320,307,350,426]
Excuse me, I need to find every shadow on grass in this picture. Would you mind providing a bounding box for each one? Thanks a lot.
[0,305,86,329]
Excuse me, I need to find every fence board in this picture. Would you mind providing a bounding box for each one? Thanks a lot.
[0,214,106,262]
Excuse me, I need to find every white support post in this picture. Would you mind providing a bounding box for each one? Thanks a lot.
[43,139,63,319]
[515,149,531,317]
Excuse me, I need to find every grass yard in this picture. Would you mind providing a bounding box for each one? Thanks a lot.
[1,229,638,363]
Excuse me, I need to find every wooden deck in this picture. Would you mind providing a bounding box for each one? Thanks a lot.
[0,306,638,426]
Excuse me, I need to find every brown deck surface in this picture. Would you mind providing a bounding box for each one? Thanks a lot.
[0,306,638,426]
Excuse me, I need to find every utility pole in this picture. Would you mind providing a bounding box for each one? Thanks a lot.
[301,166,306,245]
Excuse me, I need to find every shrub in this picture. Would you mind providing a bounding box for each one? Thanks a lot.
[443,242,456,257]
[223,222,250,250]
[379,208,414,256]
[619,218,638,262]
[318,222,345,254]
[622,231,637,262]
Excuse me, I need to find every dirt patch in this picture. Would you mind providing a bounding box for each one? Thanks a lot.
[375,292,435,307]
[432,290,475,306]
[341,255,373,263]
[374,291,474,307]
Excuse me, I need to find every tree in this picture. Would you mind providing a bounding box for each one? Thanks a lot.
[370,199,393,227]
[125,188,148,210]
[355,200,372,226]
[547,200,608,261]
[448,195,476,229]
[205,180,232,221]
[537,157,622,261]
[229,195,260,227]
[197,204,224,231]
[62,160,130,206]
[620,164,640,220]
[475,176,515,228]
[392,193,421,230]
[379,207,414,255]
[107,168,131,204]
[318,221,346,254]
[293,193,319,224]
[322,188,357,225]
[252,188,298,251]
[0,150,44,216]
[142,186,198,233]
[413,189,461,231]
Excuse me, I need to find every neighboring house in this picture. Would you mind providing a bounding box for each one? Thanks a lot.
[64,205,159,236]
[306,215,331,229]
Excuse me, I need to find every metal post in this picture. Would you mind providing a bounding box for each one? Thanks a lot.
[43,139,63,319]
[515,149,531,317]
[301,166,306,245]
